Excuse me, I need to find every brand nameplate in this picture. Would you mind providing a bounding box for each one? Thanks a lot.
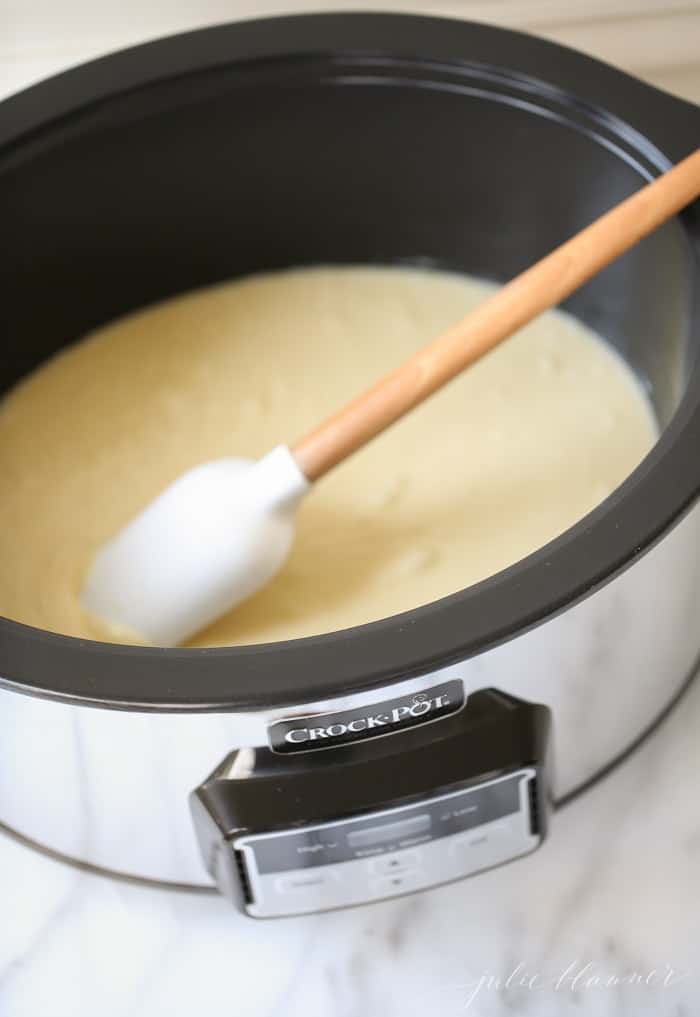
[267,680,465,753]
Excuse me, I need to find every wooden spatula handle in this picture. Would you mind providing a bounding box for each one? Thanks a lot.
[293,149,700,483]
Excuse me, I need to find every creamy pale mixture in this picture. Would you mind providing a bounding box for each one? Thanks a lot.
[0,266,657,647]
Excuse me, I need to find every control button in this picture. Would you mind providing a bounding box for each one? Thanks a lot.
[369,850,422,877]
[276,870,338,894]
[450,823,513,861]
[371,870,426,897]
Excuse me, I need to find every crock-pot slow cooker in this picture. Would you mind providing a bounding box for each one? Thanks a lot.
[1,13,699,917]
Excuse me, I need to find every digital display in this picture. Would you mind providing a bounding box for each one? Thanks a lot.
[243,772,523,874]
[347,814,431,849]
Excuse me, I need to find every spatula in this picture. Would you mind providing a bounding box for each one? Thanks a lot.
[82,148,700,646]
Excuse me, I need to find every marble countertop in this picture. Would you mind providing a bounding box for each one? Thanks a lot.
[1,675,698,1016]
[1,4,699,1015]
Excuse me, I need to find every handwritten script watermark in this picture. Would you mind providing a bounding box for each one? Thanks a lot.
[452,960,689,1009]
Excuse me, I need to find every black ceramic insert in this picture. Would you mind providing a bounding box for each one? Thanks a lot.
[0,14,698,710]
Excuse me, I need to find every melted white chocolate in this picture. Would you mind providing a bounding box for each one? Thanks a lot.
[0,266,657,646]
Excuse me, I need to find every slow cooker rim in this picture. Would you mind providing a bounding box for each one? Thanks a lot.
[0,12,699,712]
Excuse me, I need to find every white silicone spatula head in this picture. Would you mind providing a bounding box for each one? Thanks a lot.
[81,446,308,646]
[81,151,700,647]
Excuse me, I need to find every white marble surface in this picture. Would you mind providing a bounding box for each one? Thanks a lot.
[0,673,698,1016]
[2,4,700,1016]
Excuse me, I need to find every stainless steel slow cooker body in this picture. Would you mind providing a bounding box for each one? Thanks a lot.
[0,14,698,888]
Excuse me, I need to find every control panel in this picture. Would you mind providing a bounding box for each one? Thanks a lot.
[234,768,539,917]
[190,688,551,917]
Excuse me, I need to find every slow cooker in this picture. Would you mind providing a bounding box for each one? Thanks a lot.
[1,13,699,918]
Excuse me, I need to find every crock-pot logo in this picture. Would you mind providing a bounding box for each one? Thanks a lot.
[267,680,464,753]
